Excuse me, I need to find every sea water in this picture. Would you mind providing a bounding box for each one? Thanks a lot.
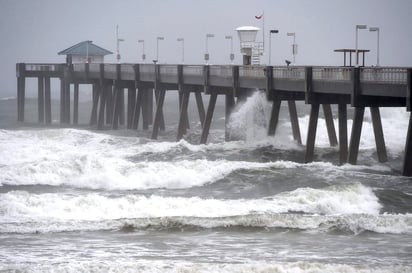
[0,93,411,272]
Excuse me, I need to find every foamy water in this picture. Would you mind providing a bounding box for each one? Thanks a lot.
[1,94,411,272]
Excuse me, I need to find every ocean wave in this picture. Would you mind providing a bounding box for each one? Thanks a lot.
[2,260,411,273]
[2,213,411,235]
[1,184,410,234]
[0,128,395,190]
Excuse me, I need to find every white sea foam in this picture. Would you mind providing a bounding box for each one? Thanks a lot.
[226,91,410,157]
[2,260,411,273]
[0,128,395,190]
[2,183,410,234]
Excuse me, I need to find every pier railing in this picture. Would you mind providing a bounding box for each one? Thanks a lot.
[360,67,408,84]
[18,63,410,93]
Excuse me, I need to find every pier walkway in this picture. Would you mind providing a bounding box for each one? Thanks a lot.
[16,63,412,176]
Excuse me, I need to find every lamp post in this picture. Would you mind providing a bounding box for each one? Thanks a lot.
[177,38,184,64]
[355,24,367,67]
[269,29,279,65]
[116,25,125,63]
[286,32,296,65]
[138,40,145,62]
[369,27,380,66]
[205,33,214,64]
[225,35,234,64]
[156,36,164,63]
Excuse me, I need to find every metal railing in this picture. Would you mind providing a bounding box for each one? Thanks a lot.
[160,65,178,75]
[239,66,265,78]
[140,64,155,74]
[273,66,306,80]
[210,65,233,77]
[18,63,411,87]
[183,65,203,76]
[121,64,134,74]
[25,63,64,72]
[361,67,407,84]
[312,67,352,81]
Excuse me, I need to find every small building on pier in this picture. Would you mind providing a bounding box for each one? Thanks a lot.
[58,41,112,64]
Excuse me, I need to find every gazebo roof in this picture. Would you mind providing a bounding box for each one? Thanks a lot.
[58,41,112,56]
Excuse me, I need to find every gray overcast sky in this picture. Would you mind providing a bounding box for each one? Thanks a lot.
[0,0,411,97]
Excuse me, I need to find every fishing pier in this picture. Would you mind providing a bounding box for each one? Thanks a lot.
[16,63,412,176]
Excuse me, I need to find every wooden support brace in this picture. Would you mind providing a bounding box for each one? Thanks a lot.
[338,103,348,165]
[402,113,412,176]
[370,107,388,163]
[268,98,281,136]
[305,104,320,163]
[151,89,166,139]
[348,107,365,165]
[322,104,338,147]
[287,100,302,144]
[200,93,218,144]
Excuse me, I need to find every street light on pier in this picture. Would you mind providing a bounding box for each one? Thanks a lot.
[225,35,234,64]
[369,27,380,66]
[286,32,297,65]
[268,29,279,65]
[138,40,146,63]
[205,33,214,64]
[116,25,125,63]
[177,38,184,64]
[156,36,164,63]
[355,24,367,67]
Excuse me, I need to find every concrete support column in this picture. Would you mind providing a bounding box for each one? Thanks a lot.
[38,77,45,123]
[225,91,235,141]
[44,77,52,124]
[73,83,79,125]
[17,63,26,122]
[268,98,281,136]
[200,93,218,144]
[348,107,365,165]
[305,104,320,163]
[287,100,302,144]
[338,103,348,165]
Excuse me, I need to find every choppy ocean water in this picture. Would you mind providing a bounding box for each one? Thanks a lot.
[0,93,411,272]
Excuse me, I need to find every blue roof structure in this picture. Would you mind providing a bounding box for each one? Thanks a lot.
[58,41,112,56]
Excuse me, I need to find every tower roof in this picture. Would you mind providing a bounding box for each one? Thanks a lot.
[58,41,112,56]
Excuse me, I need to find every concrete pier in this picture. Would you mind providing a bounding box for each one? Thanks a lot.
[16,63,412,176]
